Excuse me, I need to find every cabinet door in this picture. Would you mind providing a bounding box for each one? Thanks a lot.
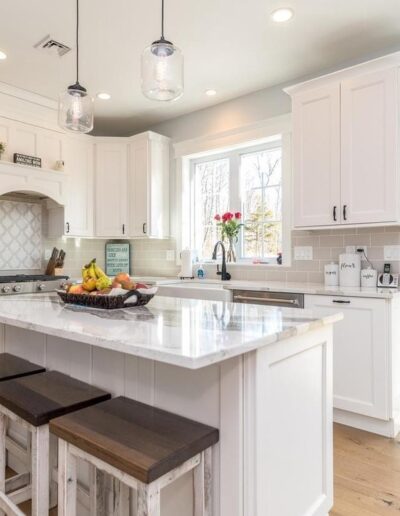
[64,137,94,236]
[292,85,341,227]
[36,129,64,170]
[305,295,389,419]
[341,68,397,224]
[95,143,128,237]
[129,138,149,237]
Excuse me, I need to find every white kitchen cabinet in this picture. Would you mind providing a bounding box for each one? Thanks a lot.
[292,85,341,227]
[64,136,94,237]
[305,295,389,420]
[341,68,397,224]
[287,56,400,229]
[128,132,170,238]
[94,141,129,238]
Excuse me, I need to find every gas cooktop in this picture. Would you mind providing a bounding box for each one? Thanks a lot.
[0,275,69,295]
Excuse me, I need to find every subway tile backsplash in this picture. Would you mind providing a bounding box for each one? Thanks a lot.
[3,222,399,284]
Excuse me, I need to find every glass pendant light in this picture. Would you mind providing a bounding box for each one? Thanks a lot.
[58,0,94,133]
[141,0,183,101]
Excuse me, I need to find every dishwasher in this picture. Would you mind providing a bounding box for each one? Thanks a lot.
[232,289,304,308]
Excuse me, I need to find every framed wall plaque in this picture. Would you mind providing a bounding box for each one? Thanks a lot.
[105,242,131,276]
[13,153,42,168]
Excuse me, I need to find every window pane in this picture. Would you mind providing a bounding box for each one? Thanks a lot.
[240,146,282,259]
[194,158,229,258]
[264,186,281,221]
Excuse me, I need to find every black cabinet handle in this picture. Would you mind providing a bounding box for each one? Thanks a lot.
[332,299,351,304]
[66,222,70,234]
[122,224,125,235]
[143,223,147,234]
[333,206,337,222]
[343,205,347,221]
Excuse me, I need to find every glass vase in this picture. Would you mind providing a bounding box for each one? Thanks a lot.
[226,237,237,263]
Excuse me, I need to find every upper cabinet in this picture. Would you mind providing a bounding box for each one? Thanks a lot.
[292,85,341,227]
[94,140,129,238]
[64,136,94,237]
[94,132,170,239]
[341,69,397,225]
[287,58,400,228]
[128,132,170,238]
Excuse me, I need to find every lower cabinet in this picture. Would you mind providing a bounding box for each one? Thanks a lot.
[305,295,390,420]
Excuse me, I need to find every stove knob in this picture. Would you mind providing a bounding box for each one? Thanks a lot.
[13,285,21,293]
[2,286,10,293]
[37,284,46,291]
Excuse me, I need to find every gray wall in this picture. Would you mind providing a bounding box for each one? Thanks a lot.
[148,83,290,141]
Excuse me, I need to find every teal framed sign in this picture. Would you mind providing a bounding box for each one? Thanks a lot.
[105,242,131,276]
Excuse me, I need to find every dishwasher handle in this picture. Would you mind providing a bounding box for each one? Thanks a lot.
[233,295,298,305]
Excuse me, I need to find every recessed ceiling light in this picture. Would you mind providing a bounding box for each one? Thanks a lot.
[0,50,7,60]
[96,92,111,100]
[205,89,217,96]
[271,7,294,23]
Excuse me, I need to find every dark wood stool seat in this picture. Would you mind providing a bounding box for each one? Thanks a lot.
[0,370,111,426]
[50,396,219,484]
[0,353,45,381]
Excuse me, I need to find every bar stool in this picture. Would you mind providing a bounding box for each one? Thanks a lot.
[50,396,220,516]
[0,354,45,382]
[0,353,46,503]
[0,370,111,516]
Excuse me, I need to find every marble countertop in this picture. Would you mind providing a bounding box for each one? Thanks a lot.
[147,278,400,299]
[0,293,342,369]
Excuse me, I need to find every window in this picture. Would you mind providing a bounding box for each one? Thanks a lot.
[190,140,283,263]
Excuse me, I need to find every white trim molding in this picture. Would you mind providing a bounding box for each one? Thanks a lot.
[173,114,291,159]
[173,114,292,267]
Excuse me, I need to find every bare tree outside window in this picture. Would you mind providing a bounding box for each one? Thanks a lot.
[191,142,282,262]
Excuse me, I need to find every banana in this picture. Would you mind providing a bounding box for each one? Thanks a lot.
[81,266,91,282]
[96,275,112,291]
[94,263,107,279]
[88,262,97,280]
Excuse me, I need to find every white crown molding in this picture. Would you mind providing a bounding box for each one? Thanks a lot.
[173,114,292,159]
[284,50,400,96]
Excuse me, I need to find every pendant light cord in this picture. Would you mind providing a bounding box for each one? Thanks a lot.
[76,0,79,83]
[161,0,165,39]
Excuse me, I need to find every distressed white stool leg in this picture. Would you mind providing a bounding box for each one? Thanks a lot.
[113,479,130,515]
[0,414,6,516]
[137,482,160,516]
[89,467,108,516]
[194,447,213,516]
[58,439,77,516]
[31,424,49,516]
[49,432,58,509]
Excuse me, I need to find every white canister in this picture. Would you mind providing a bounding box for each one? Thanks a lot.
[339,253,361,287]
[361,267,377,288]
[324,262,339,286]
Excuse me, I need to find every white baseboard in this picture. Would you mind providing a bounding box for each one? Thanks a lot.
[334,408,400,437]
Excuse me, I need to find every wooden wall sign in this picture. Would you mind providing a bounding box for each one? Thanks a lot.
[105,242,131,276]
[13,153,42,168]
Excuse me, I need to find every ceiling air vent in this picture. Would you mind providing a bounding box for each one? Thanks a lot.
[34,35,71,57]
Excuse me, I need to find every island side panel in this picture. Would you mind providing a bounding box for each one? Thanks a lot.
[250,325,333,516]
[2,325,245,516]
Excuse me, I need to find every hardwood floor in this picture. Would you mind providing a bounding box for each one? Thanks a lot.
[331,423,400,515]
[9,423,400,515]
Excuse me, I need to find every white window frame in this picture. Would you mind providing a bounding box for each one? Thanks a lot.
[173,114,292,268]
[190,140,283,264]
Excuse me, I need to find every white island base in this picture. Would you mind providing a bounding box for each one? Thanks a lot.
[0,322,333,516]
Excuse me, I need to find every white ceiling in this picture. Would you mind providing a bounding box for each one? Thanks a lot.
[2,0,400,135]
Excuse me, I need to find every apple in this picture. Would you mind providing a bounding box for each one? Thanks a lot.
[68,284,85,295]
[121,279,137,291]
[114,272,130,284]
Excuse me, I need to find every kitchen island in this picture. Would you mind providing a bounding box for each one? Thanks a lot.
[0,294,341,516]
